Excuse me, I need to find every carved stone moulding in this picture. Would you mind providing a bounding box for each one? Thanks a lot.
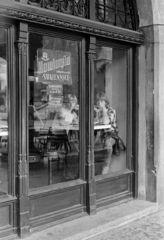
[0,7,144,44]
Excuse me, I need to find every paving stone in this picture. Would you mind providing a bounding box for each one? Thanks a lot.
[88,210,164,240]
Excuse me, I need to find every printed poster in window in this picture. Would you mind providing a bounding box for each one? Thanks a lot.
[36,49,72,85]
[47,83,63,107]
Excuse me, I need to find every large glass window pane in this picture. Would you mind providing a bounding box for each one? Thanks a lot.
[94,46,127,176]
[0,28,8,195]
[29,33,80,188]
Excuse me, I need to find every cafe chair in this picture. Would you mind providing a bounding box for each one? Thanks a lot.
[46,130,71,166]
[1,137,8,147]
[46,131,72,184]
[50,129,71,149]
[47,151,60,185]
[39,128,49,135]
[37,128,50,158]
[63,140,79,181]
[29,152,43,169]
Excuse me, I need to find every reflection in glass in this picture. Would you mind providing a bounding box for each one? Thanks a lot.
[29,33,80,189]
[0,28,8,195]
[28,0,88,18]
[94,46,127,176]
[95,0,135,30]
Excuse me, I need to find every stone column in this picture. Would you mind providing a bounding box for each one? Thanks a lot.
[137,0,164,205]
[154,25,164,205]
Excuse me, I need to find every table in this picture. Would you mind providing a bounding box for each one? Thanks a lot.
[94,124,112,130]
[32,123,112,132]
[0,131,8,136]
[54,124,112,131]
[37,124,112,131]
[35,124,112,152]
[35,124,112,141]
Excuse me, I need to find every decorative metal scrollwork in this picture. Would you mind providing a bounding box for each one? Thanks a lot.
[95,0,136,30]
[28,0,88,18]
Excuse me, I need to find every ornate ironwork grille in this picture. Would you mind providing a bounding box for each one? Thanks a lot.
[28,0,88,18]
[95,0,136,30]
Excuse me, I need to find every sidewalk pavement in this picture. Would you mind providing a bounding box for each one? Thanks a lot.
[10,199,164,240]
[89,208,164,240]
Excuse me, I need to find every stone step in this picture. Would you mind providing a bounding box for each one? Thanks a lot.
[27,199,160,240]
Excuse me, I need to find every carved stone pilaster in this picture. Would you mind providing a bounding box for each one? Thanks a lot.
[17,154,23,177]
[15,25,30,237]
[86,50,95,167]
[86,50,95,63]
[17,42,23,55]
[85,47,96,215]
[24,44,27,56]
[16,41,28,55]
[87,147,91,165]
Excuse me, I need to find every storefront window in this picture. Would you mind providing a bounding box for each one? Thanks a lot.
[94,46,127,175]
[0,28,8,195]
[29,33,80,188]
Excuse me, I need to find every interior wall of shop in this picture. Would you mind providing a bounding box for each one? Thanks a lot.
[136,0,164,205]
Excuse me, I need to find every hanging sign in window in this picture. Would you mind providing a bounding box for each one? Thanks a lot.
[47,84,63,96]
[48,84,63,105]
[36,49,72,85]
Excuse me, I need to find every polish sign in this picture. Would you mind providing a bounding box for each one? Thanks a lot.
[48,84,63,104]
[36,49,72,85]
[47,84,63,96]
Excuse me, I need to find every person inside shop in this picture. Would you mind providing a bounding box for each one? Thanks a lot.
[53,94,79,127]
[52,94,79,180]
[94,91,117,175]
[0,95,6,113]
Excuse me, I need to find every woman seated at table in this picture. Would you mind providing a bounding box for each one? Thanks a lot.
[94,92,117,175]
[53,94,78,127]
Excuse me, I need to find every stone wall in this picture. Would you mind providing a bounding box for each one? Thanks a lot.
[137,0,164,205]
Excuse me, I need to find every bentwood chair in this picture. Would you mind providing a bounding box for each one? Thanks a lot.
[46,130,71,166]
[46,130,72,184]
[37,128,50,159]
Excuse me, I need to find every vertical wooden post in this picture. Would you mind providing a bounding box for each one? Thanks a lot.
[15,22,30,237]
[86,36,96,215]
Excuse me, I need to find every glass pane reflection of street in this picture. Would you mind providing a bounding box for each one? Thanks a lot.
[0,28,8,195]
[29,33,80,188]
[94,46,127,176]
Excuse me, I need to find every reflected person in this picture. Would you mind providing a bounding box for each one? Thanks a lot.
[0,96,6,113]
[52,94,79,180]
[94,92,117,174]
[53,94,78,127]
